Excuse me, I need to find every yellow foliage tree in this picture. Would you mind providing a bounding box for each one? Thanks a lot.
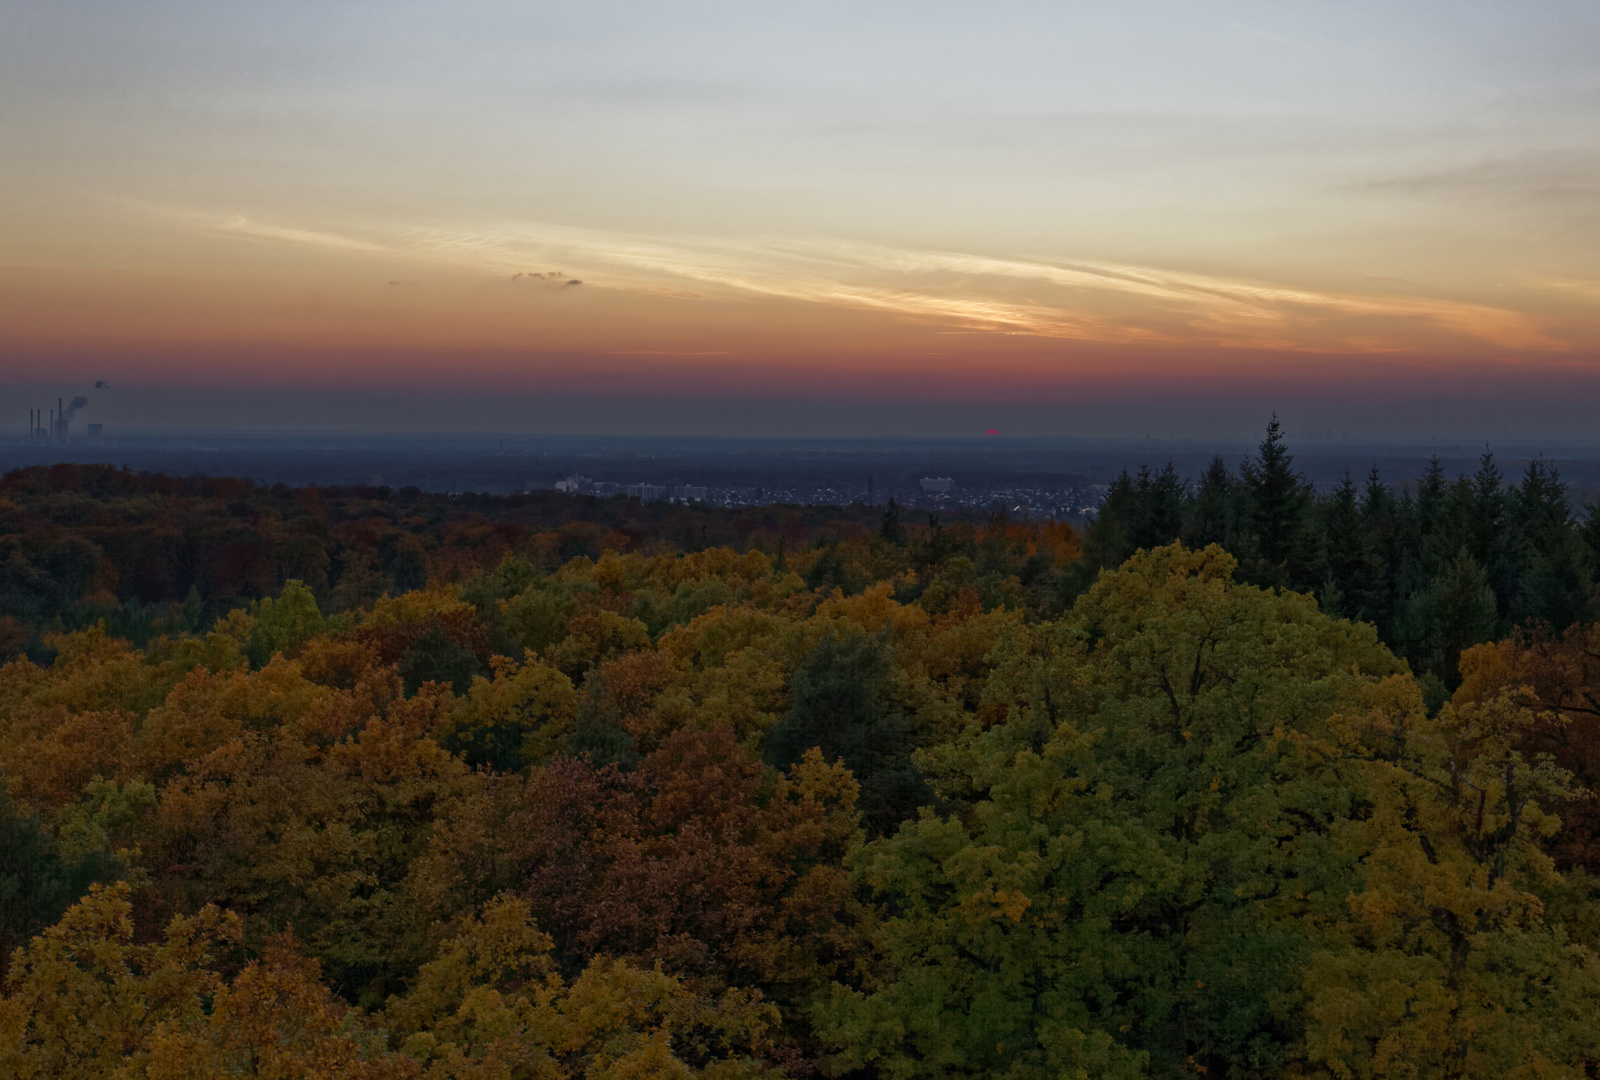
[1300,680,1600,1079]
[0,883,238,1080]
[386,896,780,1080]
[438,655,578,772]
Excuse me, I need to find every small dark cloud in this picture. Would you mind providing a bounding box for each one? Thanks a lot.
[1354,148,1600,205]
[566,279,583,286]
[94,380,110,388]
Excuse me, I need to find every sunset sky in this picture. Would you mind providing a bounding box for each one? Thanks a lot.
[3,1,1599,436]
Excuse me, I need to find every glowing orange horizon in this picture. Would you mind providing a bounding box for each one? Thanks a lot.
[3,217,1595,404]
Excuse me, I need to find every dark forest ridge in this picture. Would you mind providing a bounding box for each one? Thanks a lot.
[6,428,1600,502]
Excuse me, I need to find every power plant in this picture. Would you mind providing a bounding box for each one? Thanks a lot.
[26,395,91,444]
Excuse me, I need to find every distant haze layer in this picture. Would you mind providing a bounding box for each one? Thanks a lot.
[2,1,1598,437]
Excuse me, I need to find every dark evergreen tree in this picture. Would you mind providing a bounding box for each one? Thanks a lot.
[764,629,927,835]
[1387,464,1436,644]
[879,497,907,546]
[920,513,966,564]
[1078,470,1138,576]
[1320,470,1379,621]
[1241,417,1317,591]
[398,619,488,695]
[1079,463,1185,577]
[381,534,429,594]
[1359,466,1403,641]
[805,539,864,594]
[1470,448,1506,560]
[1582,499,1600,578]
[1415,455,1448,539]
[1512,457,1592,632]
[1440,474,1479,568]
[1410,456,1451,586]
[1133,462,1186,551]
[1395,548,1498,692]
[565,668,641,768]
[0,787,114,982]
[1182,455,1245,553]
[1470,449,1518,625]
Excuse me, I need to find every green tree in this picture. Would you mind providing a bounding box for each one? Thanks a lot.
[245,579,325,668]
[438,654,577,773]
[0,787,115,982]
[399,620,487,695]
[765,629,926,836]
[818,544,1402,1079]
[1395,549,1499,693]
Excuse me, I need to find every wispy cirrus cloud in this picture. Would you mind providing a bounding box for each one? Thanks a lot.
[1543,279,1600,303]
[204,212,396,255]
[173,205,1565,353]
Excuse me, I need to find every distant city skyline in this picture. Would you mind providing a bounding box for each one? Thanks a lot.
[3,1,1598,437]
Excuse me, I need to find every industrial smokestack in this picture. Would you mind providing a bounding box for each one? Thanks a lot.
[54,395,88,441]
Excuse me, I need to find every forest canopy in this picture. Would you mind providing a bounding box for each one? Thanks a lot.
[6,426,1600,1078]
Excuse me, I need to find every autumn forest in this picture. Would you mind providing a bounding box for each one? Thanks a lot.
[6,423,1600,1078]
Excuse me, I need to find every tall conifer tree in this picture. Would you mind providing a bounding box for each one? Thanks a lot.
[1241,416,1316,591]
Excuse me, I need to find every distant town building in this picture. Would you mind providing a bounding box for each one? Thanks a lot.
[673,485,707,502]
[626,483,668,502]
[920,477,955,494]
[554,474,592,493]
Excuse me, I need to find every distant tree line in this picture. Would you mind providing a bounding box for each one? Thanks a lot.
[1077,417,1600,703]
[0,464,931,658]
